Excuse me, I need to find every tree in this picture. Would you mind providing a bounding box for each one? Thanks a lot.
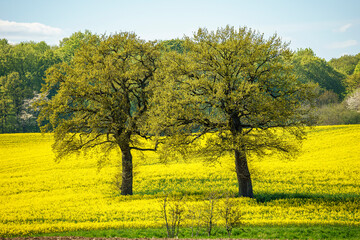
[0,80,13,133]
[148,26,315,198]
[56,30,94,63]
[355,61,360,75]
[345,61,360,93]
[328,53,360,75]
[346,88,360,112]
[37,32,159,195]
[0,72,33,132]
[315,102,360,125]
[0,40,60,132]
[292,48,346,98]
[20,92,46,132]
[0,39,11,77]
[159,39,185,53]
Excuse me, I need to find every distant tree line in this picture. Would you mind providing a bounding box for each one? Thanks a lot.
[0,31,94,133]
[0,39,60,132]
[1,31,359,134]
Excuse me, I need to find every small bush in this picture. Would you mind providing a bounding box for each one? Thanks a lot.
[315,103,360,125]
[219,194,243,237]
[160,194,186,238]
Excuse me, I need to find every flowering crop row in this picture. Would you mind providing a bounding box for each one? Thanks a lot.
[0,125,359,236]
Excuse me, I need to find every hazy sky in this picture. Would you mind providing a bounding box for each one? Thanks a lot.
[0,0,359,60]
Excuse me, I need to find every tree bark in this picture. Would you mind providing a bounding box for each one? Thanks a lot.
[234,148,254,198]
[230,113,254,198]
[120,143,133,195]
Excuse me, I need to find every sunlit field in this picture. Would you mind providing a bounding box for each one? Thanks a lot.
[1,125,359,237]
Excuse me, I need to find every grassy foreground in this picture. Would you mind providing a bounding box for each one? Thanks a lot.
[1,125,360,238]
[33,226,360,239]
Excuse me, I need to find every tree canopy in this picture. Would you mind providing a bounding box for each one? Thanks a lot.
[56,30,94,63]
[344,61,360,93]
[148,26,316,197]
[159,39,185,53]
[292,48,346,98]
[37,32,159,195]
[0,40,60,133]
[1,31,359,133]
[328,53,360,75]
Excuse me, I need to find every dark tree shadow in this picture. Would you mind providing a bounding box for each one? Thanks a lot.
[254,192,359,203]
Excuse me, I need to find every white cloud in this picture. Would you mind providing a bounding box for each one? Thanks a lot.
[327,40,358,49]
[335,23,352,33]
[0,19,64,44]
[0,19,63,36]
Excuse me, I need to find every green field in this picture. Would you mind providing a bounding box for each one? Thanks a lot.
[1,125,360,239]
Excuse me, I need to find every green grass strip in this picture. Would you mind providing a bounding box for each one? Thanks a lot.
[29,225,360,240]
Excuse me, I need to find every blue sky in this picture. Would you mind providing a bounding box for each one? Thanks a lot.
[0,0,359,60]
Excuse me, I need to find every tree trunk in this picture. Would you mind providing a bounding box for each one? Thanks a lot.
[120,143,133,195]
[230,113,254,198]
[234,148,254,198]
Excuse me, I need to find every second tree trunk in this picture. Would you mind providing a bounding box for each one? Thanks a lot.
[121,145,133,195]
[234,149,254,198]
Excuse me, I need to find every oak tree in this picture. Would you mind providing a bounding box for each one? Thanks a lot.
[38,32,159,195]
[149,26,315,198]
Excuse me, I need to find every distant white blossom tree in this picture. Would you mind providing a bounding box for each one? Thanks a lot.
[346,88,360,112]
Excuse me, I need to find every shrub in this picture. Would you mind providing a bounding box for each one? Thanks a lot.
[315,103,360,125]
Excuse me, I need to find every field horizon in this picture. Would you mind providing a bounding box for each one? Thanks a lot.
[1,125,360,239]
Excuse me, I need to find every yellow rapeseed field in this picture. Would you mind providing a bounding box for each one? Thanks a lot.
[0,125,359,236]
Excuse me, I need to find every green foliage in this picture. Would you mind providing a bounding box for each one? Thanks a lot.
[0,72,32,132]
[354,61,360,74]
[329,53,360,75]
[1,31,359,135]
[315,89,339,106]
[159,39,185,53]
[0,40,61,133]
[149,26,316,198]
[292,48,346,98]
[0,39,11,77]
[315,103,360,125]
[37,32,159,195]
[345,73,360,93]
[56,30,94,63]
[344,61,360,93]
[38,32,158,159]
[150,26,315,163]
